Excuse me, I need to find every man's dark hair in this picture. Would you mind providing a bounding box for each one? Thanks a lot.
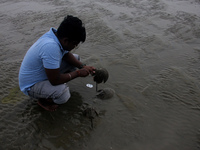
[57,15,86,43]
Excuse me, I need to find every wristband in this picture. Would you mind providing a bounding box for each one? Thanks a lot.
[76,70,81,77]
[68,73,72,80]
[79,63,86,69]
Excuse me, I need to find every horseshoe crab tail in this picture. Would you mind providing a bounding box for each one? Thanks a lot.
[91,118,94,128]
[96,82,98,92]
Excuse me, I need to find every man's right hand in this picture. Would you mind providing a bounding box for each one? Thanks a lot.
[77,68,90,77]
[77,65,95,77]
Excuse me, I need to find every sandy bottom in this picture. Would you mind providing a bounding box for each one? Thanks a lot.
[0,0,200,150]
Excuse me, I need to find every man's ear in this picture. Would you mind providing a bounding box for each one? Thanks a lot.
[63,38,69,44]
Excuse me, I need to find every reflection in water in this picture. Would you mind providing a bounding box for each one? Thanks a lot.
[0,92,101,149]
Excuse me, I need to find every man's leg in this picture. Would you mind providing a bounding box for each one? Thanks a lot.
[28,54,80,111]
[59,54,80,73]
[28,80,70,111]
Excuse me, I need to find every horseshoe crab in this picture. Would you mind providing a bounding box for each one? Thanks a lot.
[93,68,109,83]
[83,107,99,128]
[96,88,115,100]
[93,68,109,91]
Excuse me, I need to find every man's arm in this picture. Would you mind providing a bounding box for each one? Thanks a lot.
[45,68,90,86]
[63,52,83,69]
[63,52,95,74]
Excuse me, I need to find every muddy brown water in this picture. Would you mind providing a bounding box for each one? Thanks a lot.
[0,0,200,149]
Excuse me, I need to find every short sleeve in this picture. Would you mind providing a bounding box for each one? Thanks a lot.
[40,43,62,69]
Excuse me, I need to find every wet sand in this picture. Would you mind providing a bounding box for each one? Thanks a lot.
[0,0,200,149]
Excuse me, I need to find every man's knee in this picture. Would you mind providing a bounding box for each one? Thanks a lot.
[53,84,71,104]
[60,53,80,73]
[73,54,80,61]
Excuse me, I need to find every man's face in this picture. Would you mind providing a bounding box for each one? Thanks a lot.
[62,39,79,51]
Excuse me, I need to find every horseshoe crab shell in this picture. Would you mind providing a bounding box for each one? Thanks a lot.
[83,107,99,119]
[83,107,99,128]
[93,68,109,84]
[96,88,115,100]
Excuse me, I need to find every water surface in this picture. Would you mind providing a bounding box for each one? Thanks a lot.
[0,0,200,149]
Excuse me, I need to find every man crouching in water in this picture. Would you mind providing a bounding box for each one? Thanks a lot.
[19,15,95,111]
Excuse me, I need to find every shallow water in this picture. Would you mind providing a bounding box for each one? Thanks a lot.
[0,0,200,149]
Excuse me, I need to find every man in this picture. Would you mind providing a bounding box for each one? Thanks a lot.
[19,15,95,111]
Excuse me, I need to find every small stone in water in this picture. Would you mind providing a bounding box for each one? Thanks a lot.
[86,84,93,88]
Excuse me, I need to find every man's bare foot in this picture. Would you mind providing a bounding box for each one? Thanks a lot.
[37,99,59,112]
